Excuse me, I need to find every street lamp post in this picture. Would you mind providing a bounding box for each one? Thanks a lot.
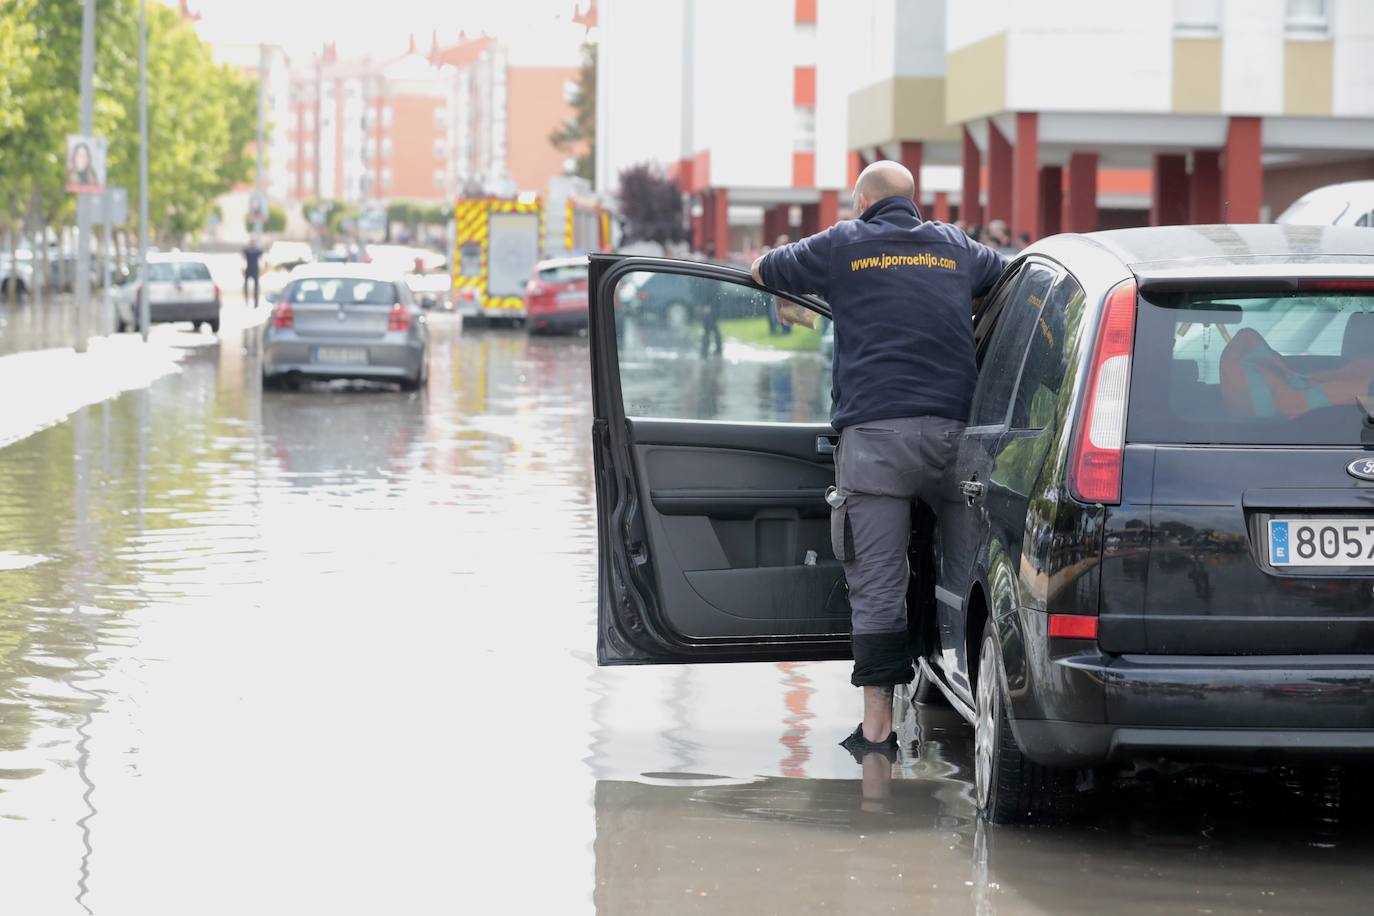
[138,0,150,342]
[74,0,96,352]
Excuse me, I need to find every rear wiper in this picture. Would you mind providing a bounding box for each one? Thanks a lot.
[1359,394,1374,429]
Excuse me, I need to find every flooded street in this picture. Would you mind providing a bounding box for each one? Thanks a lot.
[2,315,1373,914]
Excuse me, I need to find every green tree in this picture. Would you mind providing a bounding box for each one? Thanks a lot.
[617,163,684,245]
[549,43,595,183]
[0,0,255,248]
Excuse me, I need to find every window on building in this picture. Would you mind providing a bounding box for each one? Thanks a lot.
[304,141,315,160]
[434,107,448,127]
[1285,0,1329,35]
[1173,0,1221,33]
[366,138,377,158]
[433,139,446,160]
[434,168,446,190]
[383,106,394,128]
[304,110,315,130]
[792,107,816,153]
[382,167,393,191]
[305,172,315,191]
[382,138,393,159]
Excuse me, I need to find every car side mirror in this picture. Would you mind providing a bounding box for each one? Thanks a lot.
[265,290,280,305]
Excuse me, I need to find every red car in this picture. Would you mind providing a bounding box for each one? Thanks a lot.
[525,257,589,334]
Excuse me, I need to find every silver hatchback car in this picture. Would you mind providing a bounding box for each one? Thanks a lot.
[262,264,429,391]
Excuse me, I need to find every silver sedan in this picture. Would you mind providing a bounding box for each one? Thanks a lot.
[262,264,429,391]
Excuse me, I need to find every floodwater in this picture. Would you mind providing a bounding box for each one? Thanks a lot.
[0,314,1372,914]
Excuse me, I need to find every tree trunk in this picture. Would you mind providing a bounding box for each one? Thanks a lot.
[6,226,14,307]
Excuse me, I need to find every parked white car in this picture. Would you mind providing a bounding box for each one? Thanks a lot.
[114,252,221,335]
[1276,180,1374,227]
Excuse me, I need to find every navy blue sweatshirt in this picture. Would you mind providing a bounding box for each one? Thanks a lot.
[759,197,1007,429]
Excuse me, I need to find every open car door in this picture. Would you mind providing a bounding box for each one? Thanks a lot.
[590,254,852,665]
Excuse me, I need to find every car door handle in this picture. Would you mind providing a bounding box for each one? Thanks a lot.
[816,435,838,456]
[959,480,985,505]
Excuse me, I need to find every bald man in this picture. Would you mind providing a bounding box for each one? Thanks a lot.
[751,160,1008,758]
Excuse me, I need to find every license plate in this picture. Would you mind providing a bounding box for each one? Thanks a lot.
[314,347,368,365]
[1269,519,1374,567]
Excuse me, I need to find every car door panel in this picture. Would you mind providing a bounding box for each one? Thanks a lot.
[592,255,854,665]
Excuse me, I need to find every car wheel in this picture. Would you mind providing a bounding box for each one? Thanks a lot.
[974,621,1073,824]
[399,371,422,392]
[665,301,691,329]
[193,321,203,333]
[208,318,220,335]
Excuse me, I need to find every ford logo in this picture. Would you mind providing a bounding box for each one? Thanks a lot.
[1349,458,1374,482]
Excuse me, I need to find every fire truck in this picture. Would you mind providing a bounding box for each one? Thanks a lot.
[451,178,611,326]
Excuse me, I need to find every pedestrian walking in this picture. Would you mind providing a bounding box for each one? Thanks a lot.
[242,236,264,308]
[751,160,1007,758]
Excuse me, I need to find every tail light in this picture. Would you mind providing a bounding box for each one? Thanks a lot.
[527,282,546,297]
[1069,278,1137,504]
[213,283,221,303]
[272,300,294,329]
[1048,614,1098,640]
[387,302,410,331]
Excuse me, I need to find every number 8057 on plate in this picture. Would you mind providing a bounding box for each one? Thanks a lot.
[1269,519,1374,567]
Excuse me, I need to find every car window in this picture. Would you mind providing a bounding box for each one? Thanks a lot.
[1010,273,1084,430]
[613,269,831,423]
[145,263,177,283]
[288,278,399,305]
[176,262,212,281]
[538,264,588,283]
[970,262,1058,427]
[1130,289,1374,445]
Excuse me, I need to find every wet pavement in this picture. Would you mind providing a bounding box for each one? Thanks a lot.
[1,315,1373,913]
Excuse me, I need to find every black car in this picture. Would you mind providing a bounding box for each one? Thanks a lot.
[621,269,764,327]
[588,226,1374,823]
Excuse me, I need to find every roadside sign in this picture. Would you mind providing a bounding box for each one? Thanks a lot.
[308,207,327,227]
[248,190,269,222]
[76,186,128,225]
[65,134,107,193]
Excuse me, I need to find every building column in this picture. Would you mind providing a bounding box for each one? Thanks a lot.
[817,190,839,230]
[847,151,863,188]
[899,141,923,204]
[1038,166,1062,237]
[933,191,951,223]
[711,188,729,260]
[1151,153,1189,226]
[799,202,819,237]
[1223,117,1262,223]
[961,126,983,228]
[1063,152,1098,233]
[987,120,1013,227]
[1011,112,1038,241]
[1190,149,1223,223]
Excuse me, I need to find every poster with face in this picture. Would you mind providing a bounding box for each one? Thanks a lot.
[65,135,107,193]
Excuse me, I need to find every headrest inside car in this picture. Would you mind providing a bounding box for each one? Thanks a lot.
[1342,311,1374,359]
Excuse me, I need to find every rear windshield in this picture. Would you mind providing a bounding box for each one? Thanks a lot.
[145,262,211,282]
[287,278,398,305]
[1129,290,1374,445]
[538,264,587,283]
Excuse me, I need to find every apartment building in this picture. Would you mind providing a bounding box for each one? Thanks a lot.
[600,0,1374,257]
[926,0,1374,237]
[597,0,871,259]
[275,34,580,207]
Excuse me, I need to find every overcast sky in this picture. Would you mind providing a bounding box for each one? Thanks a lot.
[181,0,590,67]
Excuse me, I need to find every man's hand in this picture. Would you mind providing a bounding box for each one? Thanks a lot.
[775,299,817,330]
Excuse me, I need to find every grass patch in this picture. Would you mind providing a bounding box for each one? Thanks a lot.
[718,316,823,352]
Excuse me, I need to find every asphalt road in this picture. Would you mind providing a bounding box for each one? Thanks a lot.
[0,315,1371,914]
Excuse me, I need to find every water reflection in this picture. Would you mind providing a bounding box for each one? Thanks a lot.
[1,312,1373,913]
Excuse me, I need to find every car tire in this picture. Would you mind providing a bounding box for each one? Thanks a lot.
[399,370,423,392]
[193,322,203,333]
[974,621,1073,824]
[208,318,220,335]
